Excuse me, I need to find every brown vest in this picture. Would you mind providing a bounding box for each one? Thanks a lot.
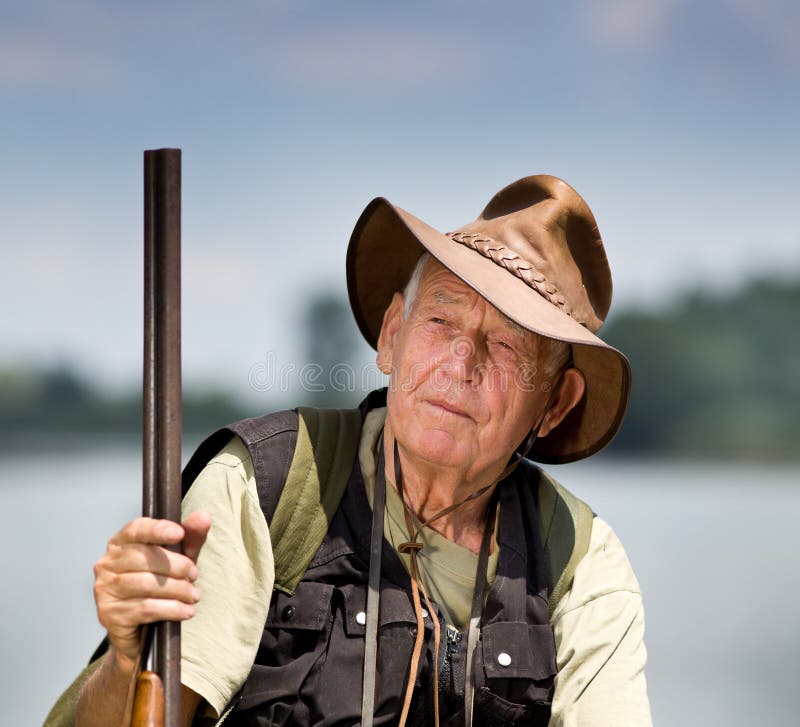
[182,392,557,726]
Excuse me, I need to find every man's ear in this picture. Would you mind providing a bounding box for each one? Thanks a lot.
[537,367,586,438]
[376,292,405,374]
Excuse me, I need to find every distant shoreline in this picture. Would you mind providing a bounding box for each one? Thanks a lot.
[2,275,799,460]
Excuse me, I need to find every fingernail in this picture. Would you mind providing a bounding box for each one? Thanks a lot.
[183,604,196,618]
[189,565,199,581]
[192,587,202,602]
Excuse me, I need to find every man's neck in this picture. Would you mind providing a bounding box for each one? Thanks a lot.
[381,427,500,554]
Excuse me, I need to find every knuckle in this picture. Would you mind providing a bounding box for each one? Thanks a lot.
[98,603,121,631]
[176,555,194,576]
[121,517,147,539]
[94,572,109,593]
[140,599,158,620]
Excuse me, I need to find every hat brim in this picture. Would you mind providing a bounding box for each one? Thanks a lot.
[347,197,631,464]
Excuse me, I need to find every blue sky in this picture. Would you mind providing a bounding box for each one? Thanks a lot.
[1,0,798,398]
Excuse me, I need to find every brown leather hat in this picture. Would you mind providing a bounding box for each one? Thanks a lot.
[346,174,631,463]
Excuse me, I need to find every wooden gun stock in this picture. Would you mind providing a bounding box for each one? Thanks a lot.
[132,671,166,727]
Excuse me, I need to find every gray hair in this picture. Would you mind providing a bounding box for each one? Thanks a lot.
[403,252,432,319]
[402,252,571,376]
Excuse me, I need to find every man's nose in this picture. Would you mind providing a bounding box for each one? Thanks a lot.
[449,335,483,382]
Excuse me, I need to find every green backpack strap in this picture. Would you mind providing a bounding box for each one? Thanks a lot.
[536,469,595,619]
[270,406,363,595]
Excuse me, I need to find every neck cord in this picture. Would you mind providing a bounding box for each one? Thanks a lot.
[364,361,572,727]
[396,440,442,727]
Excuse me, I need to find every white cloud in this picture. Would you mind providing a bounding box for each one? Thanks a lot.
[0,2,482,94]
[0,27,114,89]
[581,0,682,50]
[262,27,480,90]
[0,1,275,91]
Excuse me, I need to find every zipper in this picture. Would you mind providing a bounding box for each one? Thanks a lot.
[438,627,463,692]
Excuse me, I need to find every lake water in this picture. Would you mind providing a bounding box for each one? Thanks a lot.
[2,447,798,726]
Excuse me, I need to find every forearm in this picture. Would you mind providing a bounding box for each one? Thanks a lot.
[75,646,136,727]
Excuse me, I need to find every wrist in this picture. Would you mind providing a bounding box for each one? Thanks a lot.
[109,643,139,678]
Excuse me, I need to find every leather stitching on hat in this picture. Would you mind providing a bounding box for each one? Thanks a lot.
[447,231,576,319]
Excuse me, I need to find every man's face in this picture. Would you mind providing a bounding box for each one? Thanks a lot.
[377,259,558,484]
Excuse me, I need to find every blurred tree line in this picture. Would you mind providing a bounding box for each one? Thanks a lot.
[0,366,250,449]
[1,276,797,459]
[602,276,799,458]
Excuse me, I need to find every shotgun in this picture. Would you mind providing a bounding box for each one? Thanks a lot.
[135,148,183,727]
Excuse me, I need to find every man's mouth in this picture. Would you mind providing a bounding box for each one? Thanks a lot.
[425,399,472,420]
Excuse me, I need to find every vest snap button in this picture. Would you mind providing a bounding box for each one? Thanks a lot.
[409,625,418,637]
[497,652,512,667]
[421,608,429,619]
[281,604,296,621]
[356,611,367,625]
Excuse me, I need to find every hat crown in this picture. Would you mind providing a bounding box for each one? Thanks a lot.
[451,175,612,333]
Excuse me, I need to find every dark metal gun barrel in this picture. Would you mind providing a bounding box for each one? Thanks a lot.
[143,147,182,727]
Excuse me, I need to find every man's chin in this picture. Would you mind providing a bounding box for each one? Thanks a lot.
[403,428,467,468]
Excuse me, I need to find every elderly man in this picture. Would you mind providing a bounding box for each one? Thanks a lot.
[71,175,650,726]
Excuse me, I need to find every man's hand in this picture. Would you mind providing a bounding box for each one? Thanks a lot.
[93,511,212,670]
[76,512,211,727]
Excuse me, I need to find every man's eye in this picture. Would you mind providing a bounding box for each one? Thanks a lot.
[430,317,448,325]
[494,340,514,351]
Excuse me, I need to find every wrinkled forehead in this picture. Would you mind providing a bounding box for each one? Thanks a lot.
[415,258,531,337]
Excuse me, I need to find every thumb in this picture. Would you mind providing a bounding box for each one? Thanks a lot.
[181,510,211,563]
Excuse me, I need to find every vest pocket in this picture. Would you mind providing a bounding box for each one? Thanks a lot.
[473,687,552,726]
[311,581,437,723]
[235,581,335,723]
[472,622,556,726]
[339,581,439,636]
[481,623,556,681]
